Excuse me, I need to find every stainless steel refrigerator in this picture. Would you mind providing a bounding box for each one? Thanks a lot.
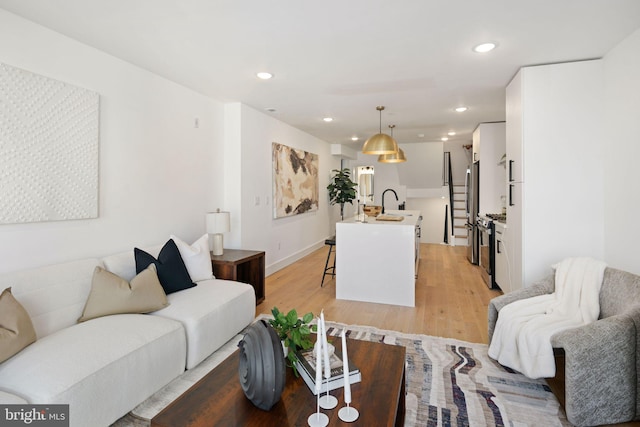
[465,161,479,264]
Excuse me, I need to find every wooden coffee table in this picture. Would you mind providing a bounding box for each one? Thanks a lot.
[151,338,406,426]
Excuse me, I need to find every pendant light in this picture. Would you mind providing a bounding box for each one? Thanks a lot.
[378,125,406,163]
[362,106,398,155]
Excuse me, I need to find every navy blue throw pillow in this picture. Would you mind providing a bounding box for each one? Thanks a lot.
[134,239,196,295]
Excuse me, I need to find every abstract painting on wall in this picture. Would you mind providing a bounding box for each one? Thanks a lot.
[272,142,319,219]
[0,63,99,224]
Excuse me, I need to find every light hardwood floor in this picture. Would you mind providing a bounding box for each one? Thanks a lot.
[256,242,500,344]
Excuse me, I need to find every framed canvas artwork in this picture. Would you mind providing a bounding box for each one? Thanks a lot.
[272,142,319,219]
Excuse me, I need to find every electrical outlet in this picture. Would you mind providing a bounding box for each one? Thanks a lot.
[254,196,260,206]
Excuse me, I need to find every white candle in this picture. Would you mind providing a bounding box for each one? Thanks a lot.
[314,319,322,394]
[341,329,351,403]
[320,311,331,380]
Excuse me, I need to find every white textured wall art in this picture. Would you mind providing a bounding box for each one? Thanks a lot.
[0,63,99,224]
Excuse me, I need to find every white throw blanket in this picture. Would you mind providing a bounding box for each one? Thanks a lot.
[488,257,607,379]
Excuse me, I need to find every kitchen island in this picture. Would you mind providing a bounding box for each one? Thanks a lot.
[335,210,421,307]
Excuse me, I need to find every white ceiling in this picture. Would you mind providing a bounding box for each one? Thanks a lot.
[2,0,640,148]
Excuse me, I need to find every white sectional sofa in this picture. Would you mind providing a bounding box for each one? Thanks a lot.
[0,243,256,427]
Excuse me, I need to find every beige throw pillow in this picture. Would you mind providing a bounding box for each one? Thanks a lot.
[78,264,169,322]
[0,287,37,363]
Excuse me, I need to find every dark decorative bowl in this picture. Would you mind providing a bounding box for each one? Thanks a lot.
[238,319,286,411]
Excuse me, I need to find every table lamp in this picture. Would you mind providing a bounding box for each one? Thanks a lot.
[206,209,230,256]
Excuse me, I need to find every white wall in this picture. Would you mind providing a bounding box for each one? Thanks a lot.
[0,10,225,273]
[603,28,640,275]
[0,10,337,277]
[225,104,339,274]
[397,142,444,190]
[406,197,448,244]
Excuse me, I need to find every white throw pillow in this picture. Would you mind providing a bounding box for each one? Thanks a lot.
[170,234,214,282]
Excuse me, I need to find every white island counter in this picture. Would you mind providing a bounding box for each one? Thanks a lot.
[335,210,421,307]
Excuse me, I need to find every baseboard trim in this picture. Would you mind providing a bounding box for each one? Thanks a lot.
[266,239,326,276]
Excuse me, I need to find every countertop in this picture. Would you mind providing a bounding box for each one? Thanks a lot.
[340,209,421,227]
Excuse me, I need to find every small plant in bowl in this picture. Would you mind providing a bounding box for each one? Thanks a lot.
[269,307,316,376]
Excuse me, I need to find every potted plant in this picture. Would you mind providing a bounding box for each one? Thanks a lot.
[327,168,357,220]
[269,307,315,376]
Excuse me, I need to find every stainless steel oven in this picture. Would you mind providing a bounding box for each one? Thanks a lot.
[477,216,495,289]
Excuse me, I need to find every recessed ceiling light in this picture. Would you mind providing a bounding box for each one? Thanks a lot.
[441,137,449,141]
[473,42,497,53]
[455,106,468,113]
[256,72,273,80]
[351,136,359,141]
[323,117,333,122]
[418,134,425,138]
[448,131,456,136]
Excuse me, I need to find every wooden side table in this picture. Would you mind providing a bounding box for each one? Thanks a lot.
[210,249,265,305]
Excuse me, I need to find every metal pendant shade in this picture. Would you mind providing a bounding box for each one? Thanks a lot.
[378,124,406,163]
[378,148,406,163]
[362,106,399,155]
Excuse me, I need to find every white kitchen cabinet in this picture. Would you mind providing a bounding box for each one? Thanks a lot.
[473,122,506,215]
[505,73,523,184]
[336,210,421,307]
[505,60,605,291]
[506,179,522,292]
[493,222,510,293]
[472,136,480,162]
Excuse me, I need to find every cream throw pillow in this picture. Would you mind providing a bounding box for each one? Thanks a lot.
[78,264,169,322]
[170,234,214,282]
[0,287,37,363]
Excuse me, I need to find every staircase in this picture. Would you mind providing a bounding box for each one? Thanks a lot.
[451,183,468,246]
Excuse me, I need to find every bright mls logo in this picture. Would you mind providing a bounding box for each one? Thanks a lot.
[1,405,69,426]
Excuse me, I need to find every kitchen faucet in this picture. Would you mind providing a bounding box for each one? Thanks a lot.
[381,188,398,214]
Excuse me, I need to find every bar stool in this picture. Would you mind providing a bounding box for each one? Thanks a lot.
[321,236,336,287]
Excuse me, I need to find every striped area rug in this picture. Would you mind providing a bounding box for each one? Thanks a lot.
[322,321,571,427]
[113,316,571,427]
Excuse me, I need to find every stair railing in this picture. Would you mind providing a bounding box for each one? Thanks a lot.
[442,152,454,243]
[443,205,449,244]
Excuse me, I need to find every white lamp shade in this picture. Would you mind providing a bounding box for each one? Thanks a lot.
[206,211,230,234]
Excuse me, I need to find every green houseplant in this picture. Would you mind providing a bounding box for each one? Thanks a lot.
[269,307,315,376]
[327,168,357,220]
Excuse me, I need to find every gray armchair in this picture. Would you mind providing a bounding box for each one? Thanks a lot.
[488,267,640,427]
